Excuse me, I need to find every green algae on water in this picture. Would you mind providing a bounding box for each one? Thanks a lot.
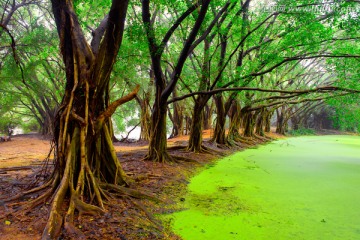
[166,135,360,240]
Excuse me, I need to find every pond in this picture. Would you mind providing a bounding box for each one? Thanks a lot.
[167,135,360,240]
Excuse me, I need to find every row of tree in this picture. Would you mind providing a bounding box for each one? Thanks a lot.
[1,0,359,238]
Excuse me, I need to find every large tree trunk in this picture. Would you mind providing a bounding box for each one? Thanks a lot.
[23,1,135,239]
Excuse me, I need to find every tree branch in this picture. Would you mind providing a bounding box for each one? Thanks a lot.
[161,0,211,101]
[167,86,360,104]
[158,3,199,55]
[95,85,140,132]
[90,14,109,55]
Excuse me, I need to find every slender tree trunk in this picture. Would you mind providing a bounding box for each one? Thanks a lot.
[264,109,273,133]
[227,101,242,142]
[185,116,191,135]
[291,115,300,130]
[142,0,211,162]
[276,107,286,134]
[139,99,151,141]
[203,102,213,130]
[211,94,227,144]
[188,97,207,152]
[242,110,255,138]
[39,111,56,136]
[145,83,170,162]
[134,69,153,141]
[255,109,265,136]
[169,89,184,138]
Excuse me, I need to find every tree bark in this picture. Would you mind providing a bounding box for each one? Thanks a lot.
[276,107,286,134]
[255,109,265,136]
[242,110,256,138]
[203,102,213,130]
[227,100,242,142]
[146,98,171,162]
[211,94,227,144]
[187,96,208,152]
[264,109,273,132]
[38,1,134,238]
[169,89,184,138]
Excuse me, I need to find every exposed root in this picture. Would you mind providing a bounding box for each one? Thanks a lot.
[3,177,55,203]
[20,188,54,213]
[166,145,187,151]
[215,143,231,149]
[72,192,106,216]
[187,143,224,156]
[170,155,202,164]
[237,136,258,145]
[227,139,245,148]
[101,183,161,202]
[143,150,177,163]
[253,134,271,142]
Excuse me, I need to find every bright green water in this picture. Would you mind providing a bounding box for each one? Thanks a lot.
[168,135,360,240]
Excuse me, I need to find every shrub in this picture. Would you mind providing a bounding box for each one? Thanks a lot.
[288,128,316,136]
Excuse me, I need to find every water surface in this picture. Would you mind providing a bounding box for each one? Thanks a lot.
[168,135,360,240]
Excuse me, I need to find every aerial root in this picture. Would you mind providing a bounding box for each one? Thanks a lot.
[214,143,231,149]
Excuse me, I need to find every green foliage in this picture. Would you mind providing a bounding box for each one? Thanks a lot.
[0,115,20,135]
[288,128,316,136]
[1,0,359,138]
[20,118,40,133]
[112,99,140,134]
[330,104,360,132]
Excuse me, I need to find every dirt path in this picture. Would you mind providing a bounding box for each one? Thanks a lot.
[0,131,212,167]
[0,135,51,168]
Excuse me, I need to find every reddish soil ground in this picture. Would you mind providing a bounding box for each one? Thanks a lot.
[0,130,282,239]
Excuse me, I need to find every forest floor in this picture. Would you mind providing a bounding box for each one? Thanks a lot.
[0,130,284,239]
